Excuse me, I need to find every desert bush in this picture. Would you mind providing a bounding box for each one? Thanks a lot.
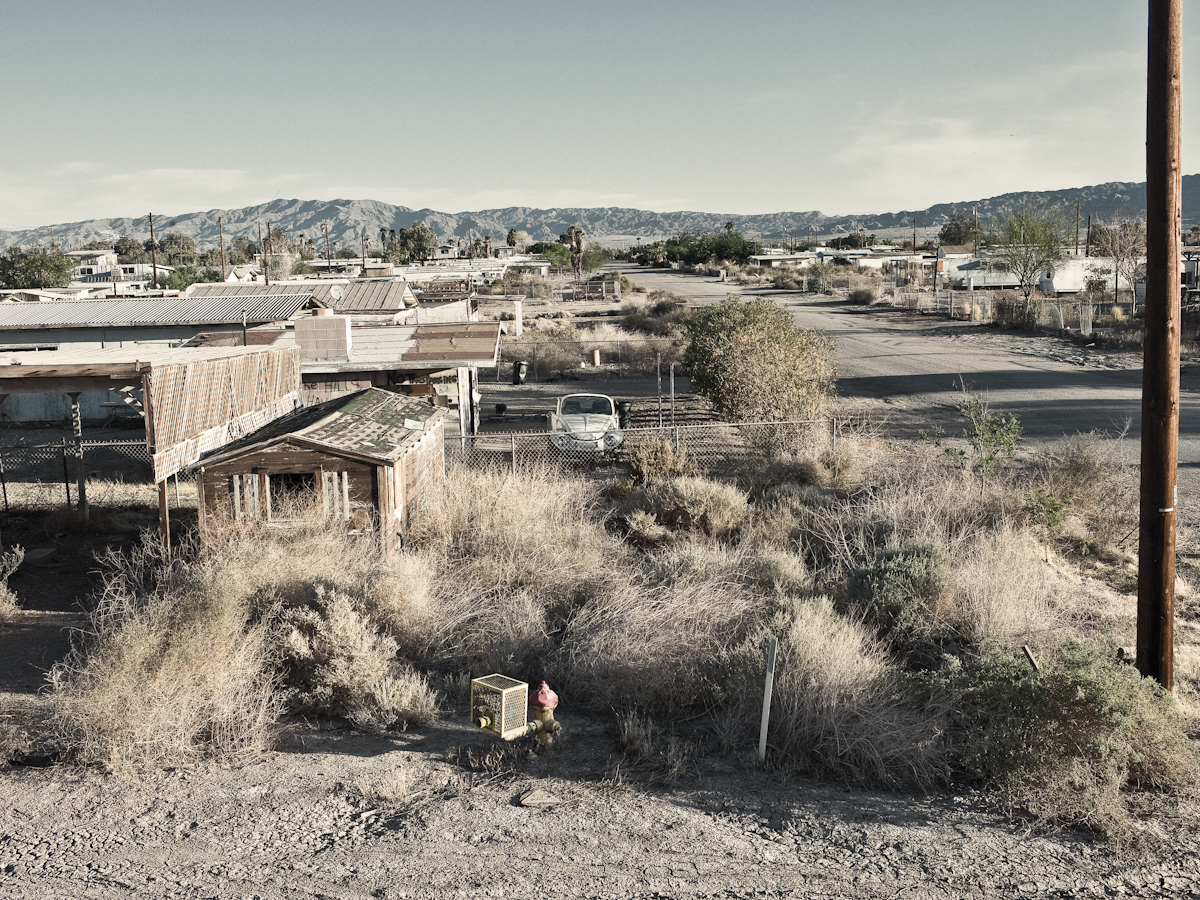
[622,292,693,337]
[556,573,757,712]
[613,710,694,784]
[925,642,1199,837]
[685,297,836,425]
[623,476,749,539]
[278,584,436,730]
[1034,432,1137,549]
[848,288,876,304]
[847,542,950,646]
[0,546,24,622]
[51,539,279,768]
[0,721,32,766]
[625,438,700,483]
[728,597,949,788]
[947,525,1060,648]
[772,271,802,291]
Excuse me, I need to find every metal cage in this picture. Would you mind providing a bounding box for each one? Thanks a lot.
[470,674,529,740]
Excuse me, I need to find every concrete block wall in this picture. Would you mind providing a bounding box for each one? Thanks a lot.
[295,314,352,360]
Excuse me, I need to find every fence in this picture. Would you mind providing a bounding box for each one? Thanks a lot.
[883,289,1140,336]
[492,338,684,383]
[447,419,836,476]
[0,439,193,512]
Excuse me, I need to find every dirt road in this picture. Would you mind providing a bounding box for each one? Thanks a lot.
[618,266,1200,530]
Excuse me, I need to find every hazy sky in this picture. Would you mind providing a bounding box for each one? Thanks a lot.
[0,0,1194,228]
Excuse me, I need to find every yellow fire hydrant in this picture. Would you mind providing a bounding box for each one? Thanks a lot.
[529,681,562,748]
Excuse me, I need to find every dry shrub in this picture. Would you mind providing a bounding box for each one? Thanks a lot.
[1035,432,1137,550]
[625,437,700,483]
[624,508,671,547]
[928,642,1199,838]
[278,584,437,730]
[557,574,757,712]
[730,598,948,788]
[623,476,748,539]
[848,288,876,304]
[948,526,1061,648]
[52,539,278,768]
[0,721,32,766]
[366,550,438,648]
[0,546,24,622]
[408,465,610,597]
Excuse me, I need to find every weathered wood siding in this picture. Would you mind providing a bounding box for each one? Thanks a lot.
[197,439,376,531]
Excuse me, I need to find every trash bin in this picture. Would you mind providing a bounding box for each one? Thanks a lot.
[512,360,528,385]
[617,401,633,429]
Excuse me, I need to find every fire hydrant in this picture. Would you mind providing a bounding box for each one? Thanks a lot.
[529,681,562,748]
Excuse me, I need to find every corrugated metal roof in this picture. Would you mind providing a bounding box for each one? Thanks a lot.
[189,280,413,312]
[194,387,443,467]
[0,295,320,329]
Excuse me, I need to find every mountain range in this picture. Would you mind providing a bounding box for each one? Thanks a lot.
[1,177,1195,252]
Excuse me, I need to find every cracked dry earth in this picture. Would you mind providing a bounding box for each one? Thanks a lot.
[2,718,1200,900]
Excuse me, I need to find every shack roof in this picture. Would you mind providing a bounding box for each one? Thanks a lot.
[187,279,415,312]
[193,387,444,468]
[186,321,502,373]
[0,294,325,330]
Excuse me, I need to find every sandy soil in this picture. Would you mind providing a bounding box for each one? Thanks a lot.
[3,266,1200,899]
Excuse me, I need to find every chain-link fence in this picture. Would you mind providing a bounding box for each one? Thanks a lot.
[447,419,836,476]
[0,439,182,512]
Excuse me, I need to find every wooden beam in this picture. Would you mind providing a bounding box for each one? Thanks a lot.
[158,480,171,550]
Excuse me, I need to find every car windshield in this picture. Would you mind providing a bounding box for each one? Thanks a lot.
[562,396,612,416]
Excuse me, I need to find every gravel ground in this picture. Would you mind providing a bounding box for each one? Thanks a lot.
[3,720,1199,900]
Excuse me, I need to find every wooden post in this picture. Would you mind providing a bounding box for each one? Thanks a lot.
[195,468,207,548]
[66,393,88,526]
[158,480,171,550]
[1138,0,1183,690]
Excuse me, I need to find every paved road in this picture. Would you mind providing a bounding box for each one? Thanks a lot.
[617,265,1200,528]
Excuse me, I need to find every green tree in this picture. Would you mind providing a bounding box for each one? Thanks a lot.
[114,235,149,263]
[533,242,570,269]
[581,246,610,272]
[684,296,836,428]
[988,205,1067,308]
[0,245,77,289]
[939,213,978,246]
[158,232,198,266]
[386,223,439,264]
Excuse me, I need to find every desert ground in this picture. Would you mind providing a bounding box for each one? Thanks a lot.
[2,266,1200,899]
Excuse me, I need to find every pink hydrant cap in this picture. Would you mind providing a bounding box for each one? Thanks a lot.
[531,681,558,709]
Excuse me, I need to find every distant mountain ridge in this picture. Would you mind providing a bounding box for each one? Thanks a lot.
[1,178,1194,251]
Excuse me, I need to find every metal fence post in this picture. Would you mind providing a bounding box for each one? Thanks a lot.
[830,418,838,453]
[0,455,7,512]
[510,434,517,477]
[60,438,71,507]
[670,363,676,427]
[532,344,538,382]
[656,352,663,427]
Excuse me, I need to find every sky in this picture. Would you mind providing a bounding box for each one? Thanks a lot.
[0,0,1193,228]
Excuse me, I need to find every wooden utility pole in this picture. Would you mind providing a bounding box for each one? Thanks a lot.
[1075,203,1081,255]
[1086,214,1092,257]
[219,215,226,282]
[264,222,272,286]
[148,213,157,289]
[1138,0,1183,690]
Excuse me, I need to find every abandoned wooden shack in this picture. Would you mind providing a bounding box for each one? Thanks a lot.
[191,387,445,554]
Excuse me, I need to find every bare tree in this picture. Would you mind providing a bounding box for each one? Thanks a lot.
[1089,217,1146,314]
[988,205,1068,319]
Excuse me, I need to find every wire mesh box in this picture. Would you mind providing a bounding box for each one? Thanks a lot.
[471,674,529,740]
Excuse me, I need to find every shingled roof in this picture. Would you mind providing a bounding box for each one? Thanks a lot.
[192,388,445,468]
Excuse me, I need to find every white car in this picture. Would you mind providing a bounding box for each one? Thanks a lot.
[549,393,624,452]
